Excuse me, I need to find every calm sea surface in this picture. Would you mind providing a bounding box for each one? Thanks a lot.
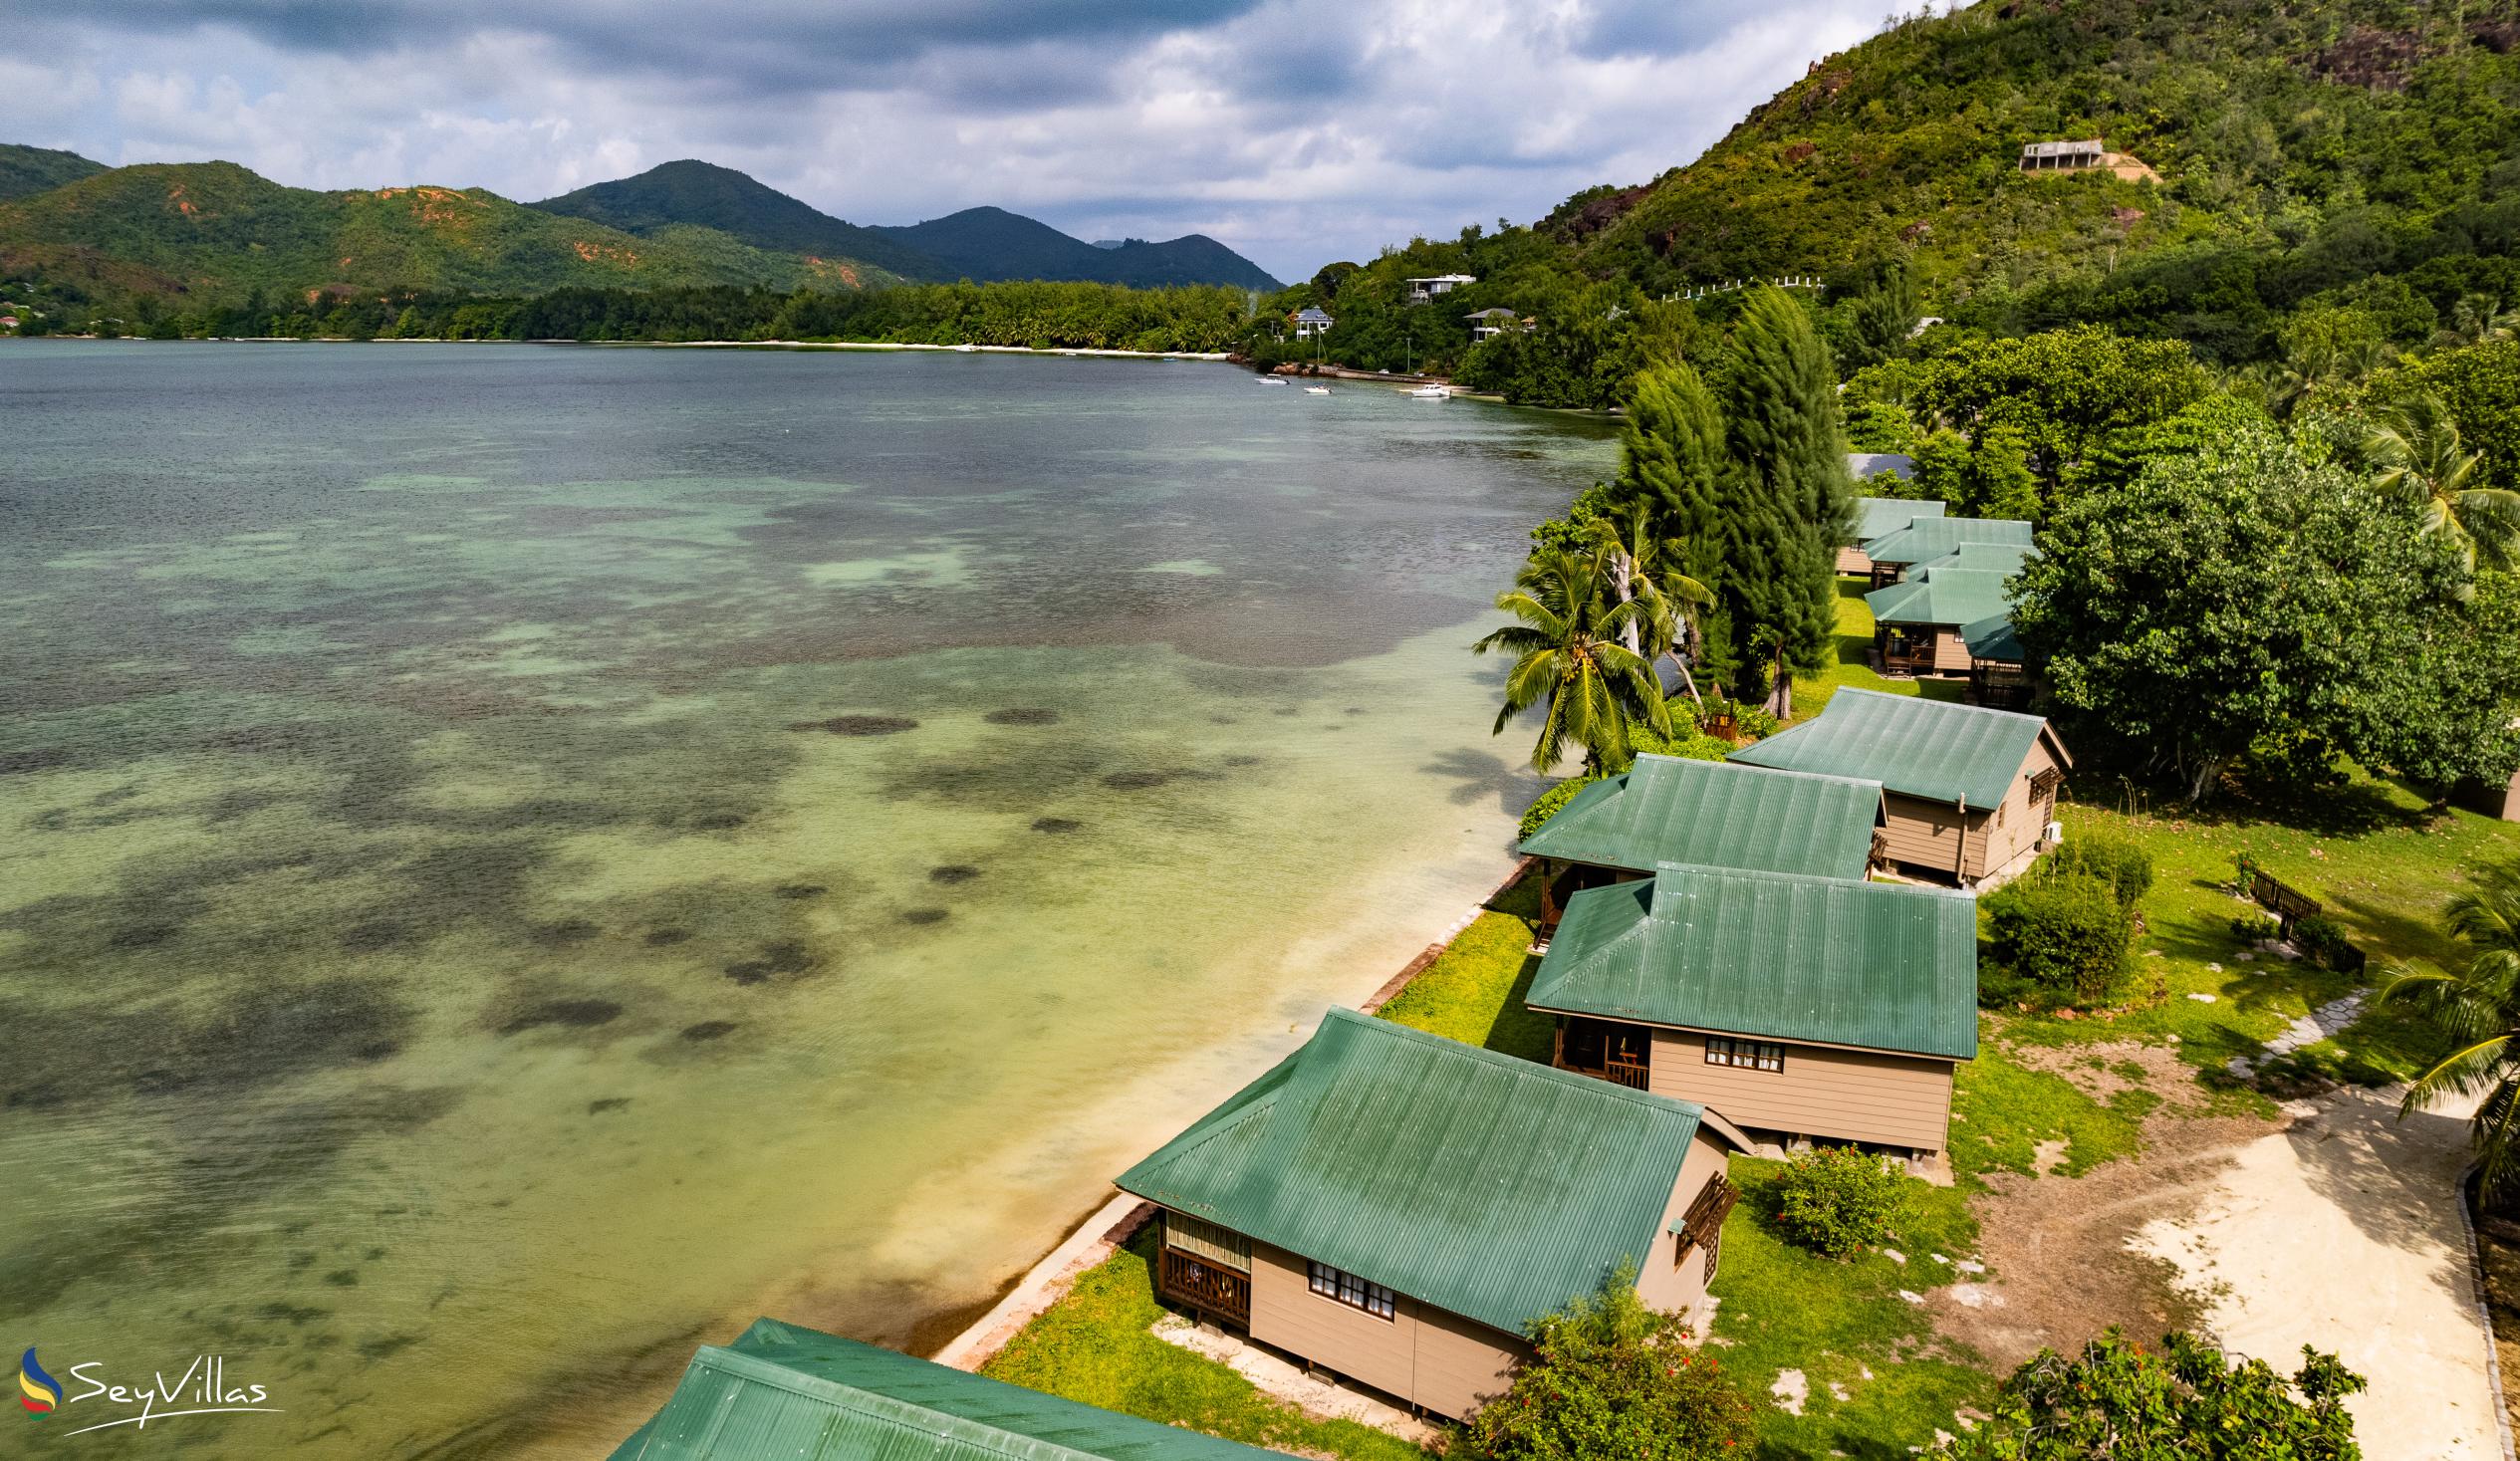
[0,342,1616,1457]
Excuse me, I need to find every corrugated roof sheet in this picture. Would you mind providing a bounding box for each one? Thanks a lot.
[1961,612,2024,663]
[1116,1008,1702,1337]
[1727,688,2057,810]
[1865,568,2018,629]
[1852,493,1938,540]
[612,1320,1289,1461]
[1528,864,1978,1061]
[1914,541,2036,575]
[1518,755,1883,879]
[1862,516,2035,566]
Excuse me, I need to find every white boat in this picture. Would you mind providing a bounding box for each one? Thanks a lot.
[1258,376,1288,385]
[1408,382,1451,399]
[1304,384,1332,395]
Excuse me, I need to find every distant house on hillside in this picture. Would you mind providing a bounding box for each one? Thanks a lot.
[1858,515,2035,588]
[1464,306,1521,342]
[1291,306,1334,339]
[2020,138,2106,171]
[1728,688,2069,885]
[1529,863,1977,1173]
[1518,755,1886,935]
[613,1319,1286,1460]
[1839,492,1941,575]
[1118,1008,1745,1421]
[1405,273,1476,303]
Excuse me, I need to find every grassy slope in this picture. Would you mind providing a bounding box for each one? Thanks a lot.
[0,160,898,302]
[1792,578,1970,721]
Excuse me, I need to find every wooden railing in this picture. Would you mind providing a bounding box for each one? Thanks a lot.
[1158,1246,1251,1326]
[1559,1057,1650,1090]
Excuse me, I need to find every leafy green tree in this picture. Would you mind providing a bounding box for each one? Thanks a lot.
[1908,327,2208,497]
[2365,393,2520,575]
[2378,859,2520,1198]
[1845,398,1918,453]
[1942,1330,2364,1460]
[2434,293,2517,350]
[2011,426,2500,802]
[1770,1145,1907,1259]
[1984,871,2134,1004]
[1715,287,1851,716]
[1460,1265,1755,1461]
[2394,339,2520,495]
[1842,259,1919,371]
[1474,547,1672,774]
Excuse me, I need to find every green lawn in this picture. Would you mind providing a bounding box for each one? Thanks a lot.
[980,1231,1430,1461]
[1370,872,1554,1064]
[1791,578,1966,720]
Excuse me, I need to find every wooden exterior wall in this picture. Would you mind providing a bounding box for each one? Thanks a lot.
[1633,1130,1733,1320]
[1878,735,2061,883]
[2455,766,2520,823]
[1643,1028,1956,1152]
[1836,546,1874,575]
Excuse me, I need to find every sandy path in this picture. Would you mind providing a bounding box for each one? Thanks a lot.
[2131,1086,2499,1461]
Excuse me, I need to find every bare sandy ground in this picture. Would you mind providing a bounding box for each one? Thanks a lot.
[2129,1086,2497,1461]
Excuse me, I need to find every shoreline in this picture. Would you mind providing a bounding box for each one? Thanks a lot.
[11,335,1234,360]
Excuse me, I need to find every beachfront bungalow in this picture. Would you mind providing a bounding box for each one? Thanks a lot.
[1530,864,1976,1169]
[1839,492,1941,575]
[1857,515,2035,588]
[1517,755,1887,936]
[1118,1008,1744,1421]
[1291,306,1335,340]
[612,1319,1285,1460]
[1405,273,1477,303]
[1728,688,2069,885]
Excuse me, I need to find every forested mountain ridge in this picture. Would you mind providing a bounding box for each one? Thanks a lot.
[871,206,1283,290]
[0,143,107,204]
[529,160,943,280]
[1261,0,2520,394]
[0,159,898,306]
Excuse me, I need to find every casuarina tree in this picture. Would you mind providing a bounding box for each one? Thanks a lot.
[1715,287,1853,716]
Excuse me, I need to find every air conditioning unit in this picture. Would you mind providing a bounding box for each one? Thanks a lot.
[2044,821,2065,846]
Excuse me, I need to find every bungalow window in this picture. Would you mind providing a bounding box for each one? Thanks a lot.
[1705,1037,1784,1072]
[1308,1261,1396,1321]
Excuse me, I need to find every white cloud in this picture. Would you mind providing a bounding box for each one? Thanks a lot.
[31,0,1893,281]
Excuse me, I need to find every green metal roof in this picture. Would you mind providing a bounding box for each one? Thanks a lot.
[1527,864,1979,1061]
[1961,612,2024,663]
[611,1319,1290,1461]
[1117,1008,1704,1337]
[1865,568,2019,629]
[1914,541,2037,575]
[1518,755,1883,879]
[1727,688,2060,810]
[1861,516,2034,566]
[1853,495,1943,543]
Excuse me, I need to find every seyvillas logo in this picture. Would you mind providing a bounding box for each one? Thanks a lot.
[17,1348,62,1415]
[15,1347,281,1436]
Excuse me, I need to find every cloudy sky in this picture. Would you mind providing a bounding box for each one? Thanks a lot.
[9,1,1903,282]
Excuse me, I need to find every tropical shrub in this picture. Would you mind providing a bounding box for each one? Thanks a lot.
[2049,834,2153,911]
[2381,858,2520,1196]
[1941,1329,2363,1460]
[2229,911,2284,944]
[1519,776,1600,842]
[1460,1265,1755,1461]
[1769,1144,1906,1259]
[2289,914,2355,968]
[1984,872,2133,1004]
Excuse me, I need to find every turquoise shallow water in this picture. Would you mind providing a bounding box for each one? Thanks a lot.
[0,343,1617,1457]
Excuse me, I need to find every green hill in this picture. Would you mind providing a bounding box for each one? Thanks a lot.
[530,159,941,280]
[0,160,899,304]
[873,205,1281,289]
[0,143,107,204]
[1562,0,2520,297]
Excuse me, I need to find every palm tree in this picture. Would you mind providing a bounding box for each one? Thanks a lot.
[1473,546,1672,774]
[2434,293,2519,349]
[2380,859,2520,1196]
[1580,502,1715,708]
[2365,393,2520,574]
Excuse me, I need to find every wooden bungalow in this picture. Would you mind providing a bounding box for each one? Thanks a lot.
[1727,689,2069,885]
[1117,1008,1745,1421]
[1865,565,2019,676]
[613,1318,1286,1460]
[1516,755,1888,937]
[1838,492,1939,576]
[1529,863,1977,1169]
[1857,515,2034,588]
[1960,613,2035,710]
